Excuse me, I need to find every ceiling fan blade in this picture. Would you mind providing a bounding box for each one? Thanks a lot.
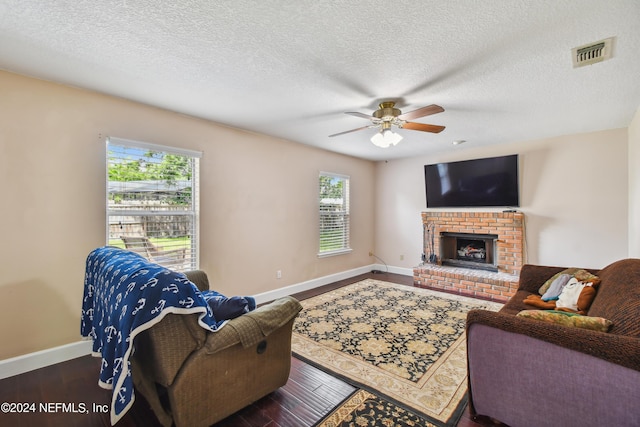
[328,125,376,137]
[398,104,444,121]
[402,121,446,133]
[345,111,374,120]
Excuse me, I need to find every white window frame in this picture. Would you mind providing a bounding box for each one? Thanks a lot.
[318,172,352,257]
[106,137,201,271]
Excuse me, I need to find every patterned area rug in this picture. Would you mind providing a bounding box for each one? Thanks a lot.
[318,389,433,427]
[292,279,502,427]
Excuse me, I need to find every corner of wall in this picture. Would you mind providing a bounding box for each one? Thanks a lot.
[629,106,640,257]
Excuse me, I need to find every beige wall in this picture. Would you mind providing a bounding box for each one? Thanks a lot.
[375,128,629,271]
[629,107,640,257]
[1,68,635,361]
[0,70,375,359]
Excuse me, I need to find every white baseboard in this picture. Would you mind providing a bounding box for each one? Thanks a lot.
[376,265,415,277]
[253,263,413,303]
[0,340,93,379]
[253,263,377,304]
[1,264,413,379]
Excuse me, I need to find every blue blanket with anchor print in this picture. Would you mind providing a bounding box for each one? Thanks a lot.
[81,246,224,425]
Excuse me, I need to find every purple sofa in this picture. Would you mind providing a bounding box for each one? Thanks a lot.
[466,258,640,427]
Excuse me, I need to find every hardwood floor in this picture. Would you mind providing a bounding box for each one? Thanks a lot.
[0,272,500,427]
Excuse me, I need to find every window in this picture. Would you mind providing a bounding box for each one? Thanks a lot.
[318,172,351,256]
[107,137,200,272]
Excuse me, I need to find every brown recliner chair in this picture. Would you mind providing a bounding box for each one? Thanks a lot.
[130,270,302,427]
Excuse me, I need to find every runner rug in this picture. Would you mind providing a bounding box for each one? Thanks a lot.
[292,279,502,427]
[317,389,432,427]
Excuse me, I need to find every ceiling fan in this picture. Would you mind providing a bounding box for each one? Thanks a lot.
[329,102,445,148]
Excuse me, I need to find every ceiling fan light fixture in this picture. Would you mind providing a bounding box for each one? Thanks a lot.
[371,129,403,148]
[329,101,444,144]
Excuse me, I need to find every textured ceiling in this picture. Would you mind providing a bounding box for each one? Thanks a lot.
[1,0,639,161]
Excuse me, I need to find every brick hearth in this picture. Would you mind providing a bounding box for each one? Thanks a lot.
[414,211,525,303]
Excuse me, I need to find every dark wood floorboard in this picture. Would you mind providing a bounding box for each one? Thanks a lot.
[0,271,502,426]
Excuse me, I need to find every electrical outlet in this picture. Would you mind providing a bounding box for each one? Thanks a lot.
[400,255,404,261]
[276,270,282,279]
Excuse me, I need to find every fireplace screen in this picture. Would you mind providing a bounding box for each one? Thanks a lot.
[456,238,486,262]
[440,232,498,272]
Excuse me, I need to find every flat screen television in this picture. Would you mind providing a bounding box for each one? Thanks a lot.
[424,154,519,208]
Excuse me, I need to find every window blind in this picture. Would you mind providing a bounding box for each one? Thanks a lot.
[106,137,201,272]
[318,172,351,256]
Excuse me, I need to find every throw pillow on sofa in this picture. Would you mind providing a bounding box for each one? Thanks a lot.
[540,273,572,301]
[556,278,588,311]
[524,278,599,314]
[517,310,613,332]
[538,268,600,295]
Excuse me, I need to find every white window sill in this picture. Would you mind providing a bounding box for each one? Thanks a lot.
[317,248,353,258]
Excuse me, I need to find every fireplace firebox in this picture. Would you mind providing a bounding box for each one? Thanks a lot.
[440,232,498,272]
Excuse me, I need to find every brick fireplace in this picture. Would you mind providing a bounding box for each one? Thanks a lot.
[414,211,525,302]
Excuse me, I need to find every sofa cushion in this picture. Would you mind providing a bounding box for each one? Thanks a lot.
[500,289,537,315]
[587,259,640,337]
[517,310,613,332]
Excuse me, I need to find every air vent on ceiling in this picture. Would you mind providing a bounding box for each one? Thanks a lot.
[572,37,614,68]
